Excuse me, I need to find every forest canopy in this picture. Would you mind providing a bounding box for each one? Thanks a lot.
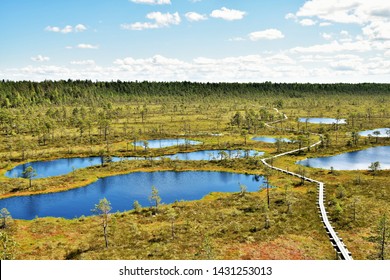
[1,80,389,108]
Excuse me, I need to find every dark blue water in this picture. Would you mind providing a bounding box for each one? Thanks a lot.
[5,150,262,179]
[252,136,291,143]
[134,139,202,148]
[5,156,129,179]
[0,171,266,220]
[297,146,390,170]
[299,118,346,124]
[359,128,390,137]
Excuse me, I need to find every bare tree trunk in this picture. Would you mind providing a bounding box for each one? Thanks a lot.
[103,222,108,248]
[380,215,387,260]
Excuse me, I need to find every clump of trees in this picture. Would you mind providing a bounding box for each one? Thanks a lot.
[369,161,381,176]
[22,166,37,188]
[149,185,161,214]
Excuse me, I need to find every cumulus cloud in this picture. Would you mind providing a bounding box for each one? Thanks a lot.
[70,60,96,65]
[210,7,246,21]
[45,24,87,34]
[249,29,285,41]
[229,37,245,42]
[121,12,181,30]
[290,40,371,53]
[31,55,50,62]
[75,24,87,32]
[77,44,99,49]
[330,62,360,72]
[112,54,301,82]
[299,19,317,26]
[322,33,332,40]
[130,0,171,4]
[319,22,332,27]
[266,54,295,64]
[285,13,297,20]
[291,0,390,41]
[185,12,207,22]
[45,25,72,34]
[295,0,363,24]
[362,21,390,40]
[4,52,390,82]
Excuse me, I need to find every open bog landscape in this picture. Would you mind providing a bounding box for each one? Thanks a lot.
[0,81,389,260]
[0,0,389,264]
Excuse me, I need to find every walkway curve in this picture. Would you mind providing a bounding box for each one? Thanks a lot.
[261,108,353,260]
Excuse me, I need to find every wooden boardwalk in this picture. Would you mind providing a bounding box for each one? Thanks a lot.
[261,109,353,260]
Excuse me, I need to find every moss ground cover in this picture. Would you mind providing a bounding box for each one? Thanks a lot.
[0,82,389,259]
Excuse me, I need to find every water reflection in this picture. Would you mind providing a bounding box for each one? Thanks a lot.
[298,118,346,124]
[252,136,291,143]
[359,128,390,137]
[134,139,202,148]
[6,150,262,179]
[297,146,390,170]
[0,171,267,220]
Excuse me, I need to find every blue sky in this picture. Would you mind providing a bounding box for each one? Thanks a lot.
[1,0,389,82]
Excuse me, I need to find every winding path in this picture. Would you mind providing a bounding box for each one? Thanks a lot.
[261,108,353,260]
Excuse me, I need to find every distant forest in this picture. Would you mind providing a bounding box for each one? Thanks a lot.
[1,80,390,107]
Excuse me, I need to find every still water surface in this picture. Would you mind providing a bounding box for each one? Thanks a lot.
[298,118,346,124]
[134,139,202,148]
[359,128,390,137]
[0,171,266,219]
[6,150,262,179]
[296,146,390,170]
[252,136,291,143]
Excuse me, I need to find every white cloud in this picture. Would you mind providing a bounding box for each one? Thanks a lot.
[292,0,390,42]
[322,33,332,40]
[330,55,364,71]
[249,29,284,41]
[299,19,317,26]
[185,12,207,22]
[130,0,171,4]
[45,26,61,32]
[45,24,87,34]
[75,24,87,32]
[295,0,363,24]
[62,25,73,34]
[362,21,390,40]
[290,40,371,53]
[285,13,297,20]
[266,54,295,64]
[31,55,50,62]
[4,52,390,82]
[45,25,72,34]
[18,65,72,77]
[210,7,246,21]
[77,44,99,49]
[319,22,332,27]
[70,60,95,65]
[229,37,245,42]
[121,12,181,30]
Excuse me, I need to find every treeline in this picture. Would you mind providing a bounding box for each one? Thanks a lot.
[1,80,389,108]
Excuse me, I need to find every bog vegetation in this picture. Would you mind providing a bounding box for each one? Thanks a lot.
[0,80,389,260]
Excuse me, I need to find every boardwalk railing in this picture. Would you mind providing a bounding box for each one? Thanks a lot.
[261,109,353,260]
